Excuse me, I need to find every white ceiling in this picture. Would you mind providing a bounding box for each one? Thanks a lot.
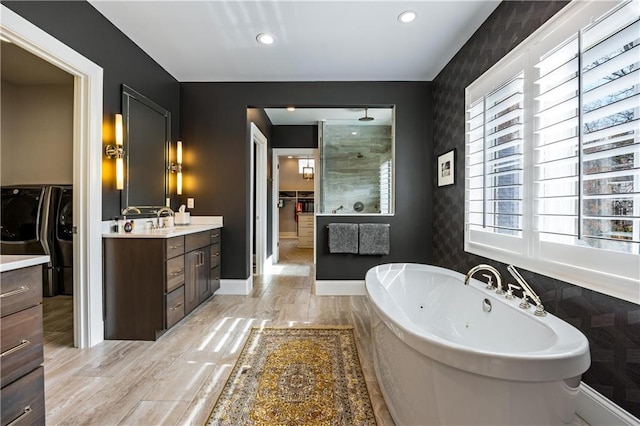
[88,0,500,82]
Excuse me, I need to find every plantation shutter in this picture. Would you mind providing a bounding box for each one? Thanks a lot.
[466,72,525,238]
[535,1,640,254]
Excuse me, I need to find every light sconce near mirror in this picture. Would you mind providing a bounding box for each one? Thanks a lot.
[105,113,125,190]
[169,140,183,195]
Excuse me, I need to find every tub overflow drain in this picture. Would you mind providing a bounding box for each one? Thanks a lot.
[483,298,492,313]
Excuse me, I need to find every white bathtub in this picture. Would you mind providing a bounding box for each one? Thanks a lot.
[365,263,590,426]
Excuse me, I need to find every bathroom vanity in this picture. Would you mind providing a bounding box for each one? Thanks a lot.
[0,255,49,426]
[102,224,222,340]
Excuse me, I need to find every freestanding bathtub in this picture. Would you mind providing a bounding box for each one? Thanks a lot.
[365,263,590,426]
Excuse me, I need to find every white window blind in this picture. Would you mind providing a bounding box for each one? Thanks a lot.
[466,72,525,237]
[464,0,639,303]
[535,1,640,255]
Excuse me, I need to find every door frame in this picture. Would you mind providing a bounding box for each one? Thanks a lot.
[250,123,268,276]
[1,6,104,347]
[272,148,318,264]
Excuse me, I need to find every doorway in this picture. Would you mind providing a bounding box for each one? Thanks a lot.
[250,123,268,278]
[272,148,318,265]
[1,6,104,348]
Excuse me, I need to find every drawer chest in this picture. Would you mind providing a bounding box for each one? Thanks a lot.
[297,213,314,248]
[0,259,47,426]
[103,227,221,340]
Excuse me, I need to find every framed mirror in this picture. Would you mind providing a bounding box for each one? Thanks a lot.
[121,85,171,214]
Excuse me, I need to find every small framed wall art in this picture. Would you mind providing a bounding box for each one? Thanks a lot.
[437,149,455,187]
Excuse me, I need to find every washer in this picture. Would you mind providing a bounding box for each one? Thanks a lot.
[1,185,61,296]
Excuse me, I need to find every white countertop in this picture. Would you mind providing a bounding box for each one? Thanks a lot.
[103,223,222,239]
[0,255,50,273]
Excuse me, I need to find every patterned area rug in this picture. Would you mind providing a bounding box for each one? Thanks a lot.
[207,326,376,425]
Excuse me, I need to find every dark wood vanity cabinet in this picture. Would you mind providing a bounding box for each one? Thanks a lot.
[103,228,221,341]
[210,229,221,294]
[185,231,210,314]
[1,265,46,426]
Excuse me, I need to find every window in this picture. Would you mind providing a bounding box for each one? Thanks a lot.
[380,158,392,214]
[465,0,639,303]
[298,159,314,174]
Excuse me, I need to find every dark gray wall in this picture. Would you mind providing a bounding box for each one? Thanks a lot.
[272,125,318,149]
[181,82,432,280]
[3,1,181,220]
[432,0,639,416]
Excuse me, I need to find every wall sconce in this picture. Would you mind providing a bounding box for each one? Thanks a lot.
[105,113,125,190]
[169,140,183,195]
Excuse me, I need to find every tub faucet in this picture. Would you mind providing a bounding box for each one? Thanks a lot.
[464,264,502,292]
[507,265,546,317]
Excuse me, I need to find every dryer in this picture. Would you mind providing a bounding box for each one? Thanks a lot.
[54,186,73,295]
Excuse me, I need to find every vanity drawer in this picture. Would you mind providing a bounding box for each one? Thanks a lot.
[210,229,221,245]
[166,286,185,329]
[186,231,210,252]
[1,305,44,388]
[166,236,185,259]
[210,245,221,269]
[166,255,185,293]
[0,366,45,426]
[0,267,42,318]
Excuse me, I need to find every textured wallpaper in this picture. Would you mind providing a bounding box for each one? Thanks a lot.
[432,1,640,417]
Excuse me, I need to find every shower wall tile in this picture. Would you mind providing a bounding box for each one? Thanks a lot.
[322,125,392,214]
[431,0,640,417]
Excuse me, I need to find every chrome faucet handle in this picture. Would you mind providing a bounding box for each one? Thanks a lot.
[519,293,531,309]
[482,274,496,290]
[534,303,547,317]
[506,283,520,299]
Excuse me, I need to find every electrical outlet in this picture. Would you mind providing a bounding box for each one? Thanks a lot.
[187,198,194,209]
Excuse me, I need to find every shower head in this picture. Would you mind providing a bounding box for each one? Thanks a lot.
[359,108,374,122]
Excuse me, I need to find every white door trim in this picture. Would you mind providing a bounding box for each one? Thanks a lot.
[1,6,104,347]
[272,148,318,264]
[250,123,267,277]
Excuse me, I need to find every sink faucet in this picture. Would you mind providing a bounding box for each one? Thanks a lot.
[464,264,502,292]
[156,206,174,217]
[121,206,141,215]
[507,265,546,316]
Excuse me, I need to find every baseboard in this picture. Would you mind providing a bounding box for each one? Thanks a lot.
[215,277,253,295]
[314,280,366,296]
[577,382,639,425]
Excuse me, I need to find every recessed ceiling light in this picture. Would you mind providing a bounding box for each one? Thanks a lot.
[256,33,275,45]
[398,11,416,23]
[287,156,293,159]
[286,107,296,112]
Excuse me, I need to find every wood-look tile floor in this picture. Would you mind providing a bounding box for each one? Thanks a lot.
[42,244,395,425]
